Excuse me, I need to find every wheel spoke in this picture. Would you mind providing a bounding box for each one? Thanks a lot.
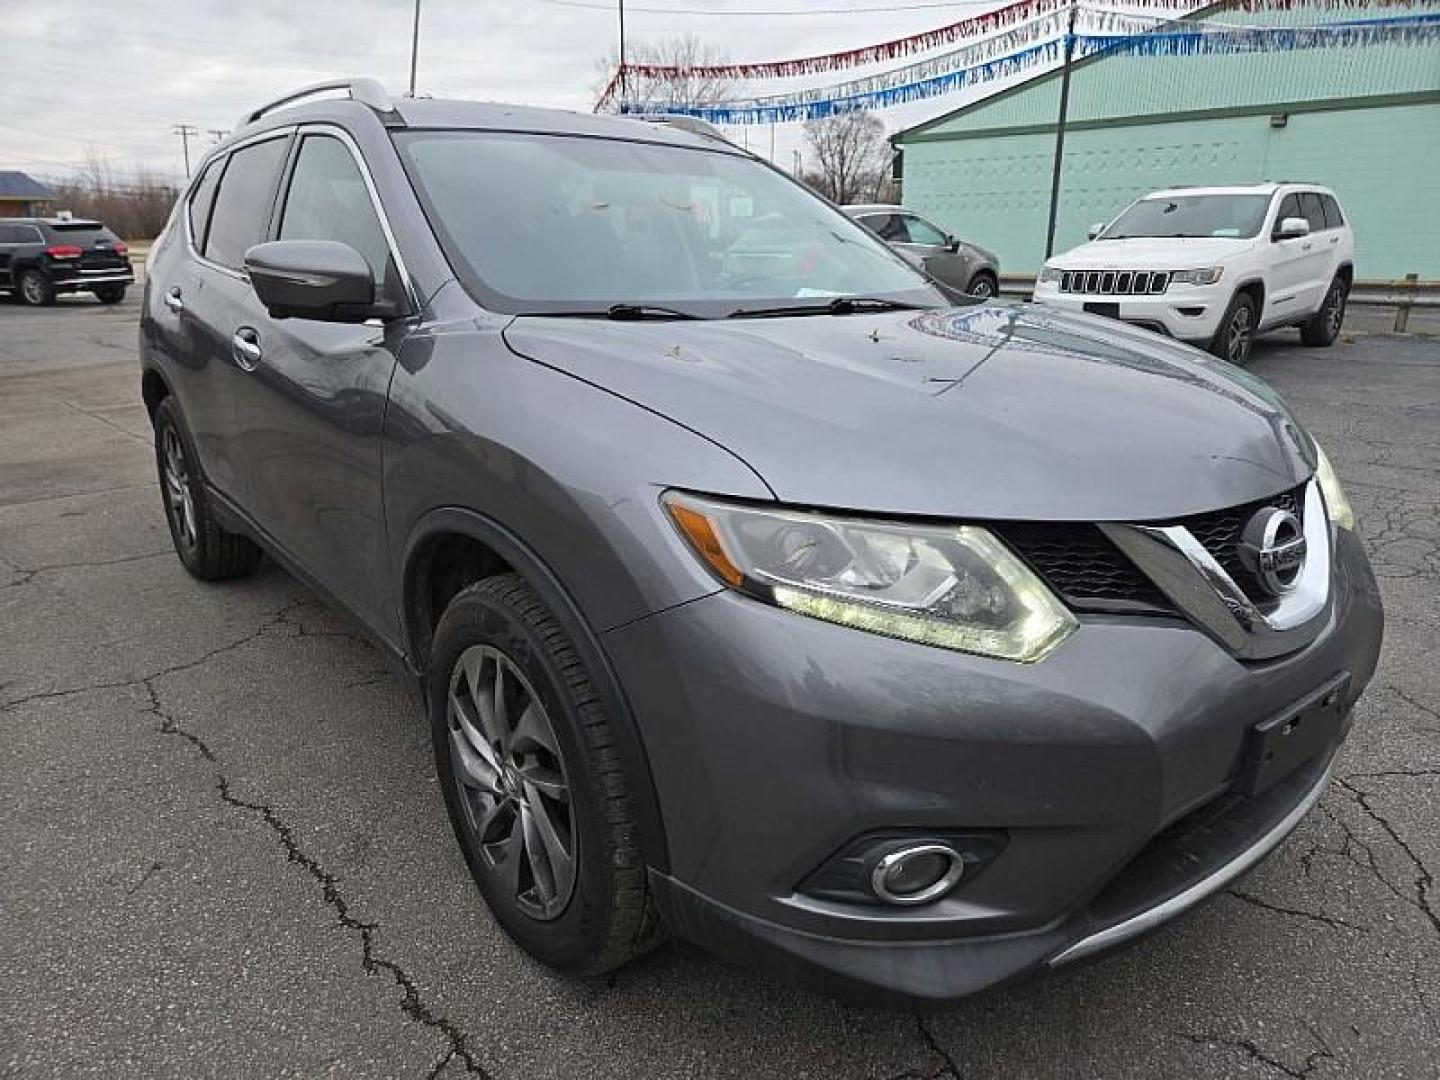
[524,785,575,903]
[449,725,501,794]
[515,761,567,801]
[519,802,557,903]
[510,701,557,757]
[465,650,508,750]
[450,691,502,775]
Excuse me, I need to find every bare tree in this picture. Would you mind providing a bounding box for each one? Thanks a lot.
[803,110,894,206]
[46,148,181,240]
[595,33,733,112]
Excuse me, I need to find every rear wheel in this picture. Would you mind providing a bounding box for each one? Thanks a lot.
[430,574,658,974]
[18,269,55,307]
[153,397,263,581]
[93,286,127,305]
[1210,292,1256,365]
[966,271,998,299]
[1300,276,1347,347]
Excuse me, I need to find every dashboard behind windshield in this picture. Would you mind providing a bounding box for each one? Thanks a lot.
[394,130,938,317]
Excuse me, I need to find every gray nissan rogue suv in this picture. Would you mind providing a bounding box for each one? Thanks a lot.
[139,79,1384,1008]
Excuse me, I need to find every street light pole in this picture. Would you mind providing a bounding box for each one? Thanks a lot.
[617,0,628,112]
[408,0,422,97]
[1043,0,1078,260]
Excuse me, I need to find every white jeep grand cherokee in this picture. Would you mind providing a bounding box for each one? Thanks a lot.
[1034,183,1354,365]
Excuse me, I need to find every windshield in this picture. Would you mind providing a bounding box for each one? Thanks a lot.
[394,131,940,317]
[1101,194,1271,240]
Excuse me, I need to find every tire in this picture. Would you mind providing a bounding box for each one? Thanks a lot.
[18,269,55,307]
[966,271,998,299]
[1209,291,1257,365]
[93,286,127,305]
[1300,276,1348,347]
[430,573,658,975]
[152,397,263,581]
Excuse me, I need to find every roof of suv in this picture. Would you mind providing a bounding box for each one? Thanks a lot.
[1145,183,1334,198]
[8,218,105,228]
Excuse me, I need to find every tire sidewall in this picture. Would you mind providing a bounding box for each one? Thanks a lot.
[1214,293,1256,365]
[968,273,997,299]
[428,583,616,972]
[19,270,54,307]
[152,398,205,574]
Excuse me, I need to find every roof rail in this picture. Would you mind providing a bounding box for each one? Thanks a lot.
[624,113,735,147]
[239,78,399,129]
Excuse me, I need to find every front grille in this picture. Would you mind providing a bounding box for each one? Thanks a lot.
[1162,486,1304,601]
[994,485,1305,616]
[995,523,1174,614]
[1060,269,1170,296]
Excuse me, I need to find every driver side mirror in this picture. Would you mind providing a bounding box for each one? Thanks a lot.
[1274,217,1310,241]
[244,240,400,323]
[1087,222,1106,240]
[943,235,961,253]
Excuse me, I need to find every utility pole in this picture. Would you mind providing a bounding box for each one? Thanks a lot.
[1044,0,1078,260]
[617,0,628,113]
[172,124,200,179]
[792,149,802,177]
[408,0,422,96]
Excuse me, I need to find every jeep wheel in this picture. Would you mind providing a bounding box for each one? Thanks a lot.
[1210,292,1256,365]
[1300,276,1347,347]
[93,286,128,305]
[430,574,658,974]
[18,269,55,307]
[153,397,263,581]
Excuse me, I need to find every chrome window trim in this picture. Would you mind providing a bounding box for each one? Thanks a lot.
[1048,752,1335,968]
[1101,480,1332,660]
[285,123,419,313]
[185,126,298,283]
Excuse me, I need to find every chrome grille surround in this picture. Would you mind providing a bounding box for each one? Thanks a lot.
[1060,269,1170,296]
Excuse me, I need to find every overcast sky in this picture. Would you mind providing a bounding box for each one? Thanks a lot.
[1,0,1023,185]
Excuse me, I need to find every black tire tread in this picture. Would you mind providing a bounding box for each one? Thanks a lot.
[1300,276,1346,347]
[439,573,660,974]
[153,397,262,582]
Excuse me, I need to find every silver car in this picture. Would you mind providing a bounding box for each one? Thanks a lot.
[845,203,1000,297]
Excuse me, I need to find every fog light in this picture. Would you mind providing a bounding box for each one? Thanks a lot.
[871,844,965,906]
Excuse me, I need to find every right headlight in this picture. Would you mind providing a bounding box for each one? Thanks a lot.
[1313,442,1356,530]
[663,492,1076,663]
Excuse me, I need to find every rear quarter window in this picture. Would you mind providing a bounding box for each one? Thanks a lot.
[1321,195,1345,230]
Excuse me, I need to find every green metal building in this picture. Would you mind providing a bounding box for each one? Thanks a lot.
[894,7,1440,282]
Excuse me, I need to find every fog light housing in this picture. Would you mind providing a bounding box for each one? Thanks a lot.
[798,830,1008,907]
[871,844,966,905]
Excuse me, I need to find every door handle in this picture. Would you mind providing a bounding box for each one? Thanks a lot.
[1329,236,1340,245]
[164,287,184,313]
[1301,243,1312,251]
[232,328,262,371]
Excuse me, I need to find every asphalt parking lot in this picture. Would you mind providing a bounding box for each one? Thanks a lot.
[2,290,1437,1080]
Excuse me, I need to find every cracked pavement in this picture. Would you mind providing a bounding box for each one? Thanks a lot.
[1,293,1437,1078]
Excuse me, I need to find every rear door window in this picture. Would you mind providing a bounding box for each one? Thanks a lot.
[188,160,223,253]
[1321,195,1345,230]
[1299,193,1327,233]
[278,135,391,282]
[0,225,23,244]
[204,136,290,271]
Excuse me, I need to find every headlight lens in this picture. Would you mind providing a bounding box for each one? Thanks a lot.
[1313,442,1356,530]
[1170,266,1224,286]
[663,492,1076,662]
[1038,265,1062,284]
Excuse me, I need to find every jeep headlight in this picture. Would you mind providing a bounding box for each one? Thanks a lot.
[1170,266,1224,286]
[1313,442,1355,530]
[1038,265,1062,284]
[663,492,1076,662]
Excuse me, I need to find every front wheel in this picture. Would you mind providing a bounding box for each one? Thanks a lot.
[1210,292,1257,365]
[1300,276,1347,347]
[93,286,127,305]
[430,574,658,974]
[966,271,998,299]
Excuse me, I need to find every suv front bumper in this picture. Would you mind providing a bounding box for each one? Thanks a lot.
[602,528,1383,1007]
[1033,281,1227,344]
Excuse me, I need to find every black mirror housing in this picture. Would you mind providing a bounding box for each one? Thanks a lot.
[244,240,381,323]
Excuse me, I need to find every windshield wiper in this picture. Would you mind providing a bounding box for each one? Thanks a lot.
[728,296,928,319]
[524,304,700,321]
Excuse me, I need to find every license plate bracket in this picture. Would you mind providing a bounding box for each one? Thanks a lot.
[1240,674,1350,796]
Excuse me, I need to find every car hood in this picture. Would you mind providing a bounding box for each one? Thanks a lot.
[502,302,1312,521]
[1053,236,1255,271]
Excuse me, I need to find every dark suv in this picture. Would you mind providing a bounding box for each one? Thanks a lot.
[0,217,134,305]
[139,79,1383,1008]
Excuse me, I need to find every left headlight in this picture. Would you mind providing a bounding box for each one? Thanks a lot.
[1037,265,1062,284]
[1313,442,1356,530]
[662,492,1077,663]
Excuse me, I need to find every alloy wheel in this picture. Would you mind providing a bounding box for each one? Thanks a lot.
[1327,285,1346,337]
[447,644,576,921]
[21,275,46,305]
[970,278,995,298]
[161,426,198,548]
[1227,305,1253,363]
